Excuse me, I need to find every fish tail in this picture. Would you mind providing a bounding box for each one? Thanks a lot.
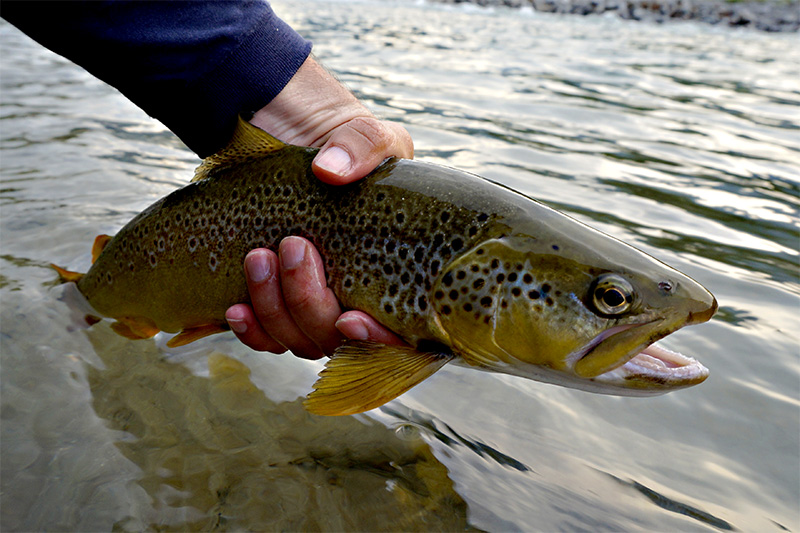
[50,263,84,284]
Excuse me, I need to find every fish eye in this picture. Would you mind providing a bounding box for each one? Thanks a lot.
[591,274,635,316]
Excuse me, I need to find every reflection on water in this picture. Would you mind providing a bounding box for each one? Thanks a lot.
[2,1,799,531]
[82,326,471,531]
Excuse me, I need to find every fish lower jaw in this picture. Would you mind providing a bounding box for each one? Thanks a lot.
[592,343,709,393]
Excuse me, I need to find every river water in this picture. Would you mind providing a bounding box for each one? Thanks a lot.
[1,1,798,531]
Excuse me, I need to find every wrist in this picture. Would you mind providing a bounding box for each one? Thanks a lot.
[250,56,374,147]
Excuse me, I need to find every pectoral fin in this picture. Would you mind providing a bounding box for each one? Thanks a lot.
[166,323,229,348]
[304,340,454,416]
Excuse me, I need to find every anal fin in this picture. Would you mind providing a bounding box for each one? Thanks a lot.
[50,263,84,283]
[304,340,454,416]
[166,323,229,348]
[111,316,160,340]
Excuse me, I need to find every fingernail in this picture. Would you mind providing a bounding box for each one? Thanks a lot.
[227,317,247,334]
[245,250,270,283]
[315,146,352,176]
[226,308,247,334]
[335,316,369,340]
[280,237,306,270]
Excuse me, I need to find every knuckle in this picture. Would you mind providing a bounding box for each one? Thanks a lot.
[348,116,391,152]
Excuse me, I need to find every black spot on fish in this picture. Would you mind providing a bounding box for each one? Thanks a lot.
[523,274,533,284]
[386,241,396,254]
[431,260,440,276]
[389,284,399,296]
[449,290,459,301]
[477,213,489,222]
[442,272,453,287]
[473,278,485,290]
[480,296,493,308]
[414,247,425,263]
[508,273,518,282]
[456,270,466,280]
[546,297,554,306]
[398,247,408,260]
[364,238,374,249]
[433,234,445,248]
[512,287,522,297]
[400,272,410,285]
[440,211,450,223]
[434,290,445,300]
[542,283,551,293]
[441,305,451,315]
[476,248,484,255]
[468,226,478,237]
[528,290,540,299]
[384,303,394,314]
[464,303,473,312]
[496,273,505,283]
[418,296,428,311]
[363,276,371,286]
[470,265,480,273]
[376,192,385,202]
[344,278,353,288]
[451,238,463,251]
[491,258,500,269]
[483,316,491,324]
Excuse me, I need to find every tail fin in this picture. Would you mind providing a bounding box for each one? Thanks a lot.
[50,263,84,284]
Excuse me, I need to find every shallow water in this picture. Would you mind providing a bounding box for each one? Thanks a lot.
[1,1,798,531]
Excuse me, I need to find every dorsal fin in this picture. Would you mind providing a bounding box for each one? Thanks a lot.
[91,234,112,263]
[192,117,287,182]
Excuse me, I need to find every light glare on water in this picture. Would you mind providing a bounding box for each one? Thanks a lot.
[2,1,799,531]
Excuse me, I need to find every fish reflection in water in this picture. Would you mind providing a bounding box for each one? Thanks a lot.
[82,324,473,531]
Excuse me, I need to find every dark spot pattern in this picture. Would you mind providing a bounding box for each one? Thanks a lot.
[81,154,504,338]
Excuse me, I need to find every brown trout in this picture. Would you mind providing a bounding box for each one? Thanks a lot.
[53,119,717,416]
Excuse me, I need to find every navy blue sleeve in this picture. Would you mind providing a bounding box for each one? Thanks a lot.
[2,1,313,157]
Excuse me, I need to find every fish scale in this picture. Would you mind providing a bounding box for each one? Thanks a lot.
[53,118,717,416]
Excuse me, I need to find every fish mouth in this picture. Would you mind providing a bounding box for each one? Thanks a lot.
[572,321,709,394]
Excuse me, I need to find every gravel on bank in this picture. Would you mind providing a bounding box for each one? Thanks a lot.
[433,0,800,31]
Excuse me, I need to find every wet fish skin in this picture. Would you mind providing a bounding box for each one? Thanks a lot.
[59,119,717,415]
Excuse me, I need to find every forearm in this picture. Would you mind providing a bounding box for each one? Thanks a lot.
[2,0,312,157]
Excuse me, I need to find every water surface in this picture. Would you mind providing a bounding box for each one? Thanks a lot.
[1,1,798,531]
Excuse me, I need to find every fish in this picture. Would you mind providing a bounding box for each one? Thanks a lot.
[52,118,718,416]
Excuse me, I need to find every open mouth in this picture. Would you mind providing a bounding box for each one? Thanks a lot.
[608,342,709,385]
[573,321,709,392]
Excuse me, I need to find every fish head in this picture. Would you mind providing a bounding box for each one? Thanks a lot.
[432,234,717,396]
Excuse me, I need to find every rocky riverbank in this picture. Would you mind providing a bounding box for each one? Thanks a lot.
[432,0,800,31]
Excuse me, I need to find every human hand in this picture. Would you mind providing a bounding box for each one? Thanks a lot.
[225,238,404,359]
[226,57,412,358]
[250,56,413,184]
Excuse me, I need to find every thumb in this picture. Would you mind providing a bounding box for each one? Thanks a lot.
[312,116,413,185]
